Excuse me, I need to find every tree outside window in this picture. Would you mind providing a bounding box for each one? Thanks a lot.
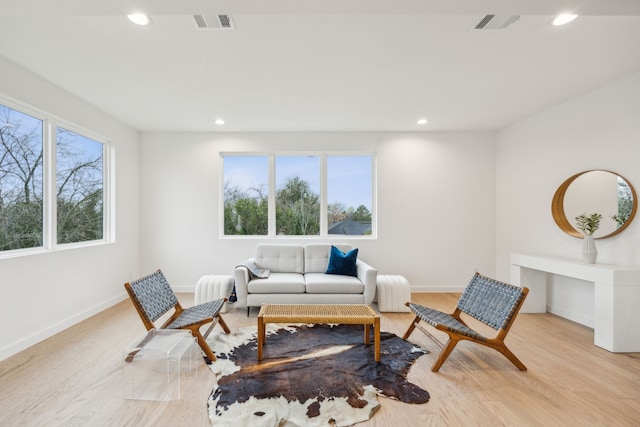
[276,156,320,236]
[0,106,43,250]
[56,127,104,244]
[223,156,268,235]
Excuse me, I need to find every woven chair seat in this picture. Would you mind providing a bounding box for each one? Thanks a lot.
[406,303,487,342]
[167,299,226,329]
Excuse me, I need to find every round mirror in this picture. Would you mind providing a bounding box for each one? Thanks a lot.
[552,170,637,239]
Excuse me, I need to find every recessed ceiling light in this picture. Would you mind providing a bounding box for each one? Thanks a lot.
[417,118,428,125]
[127,13,152,26]
[215,118,225,125]
[553,13,578,26]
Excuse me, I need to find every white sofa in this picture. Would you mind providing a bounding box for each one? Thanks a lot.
[234,243,377,313]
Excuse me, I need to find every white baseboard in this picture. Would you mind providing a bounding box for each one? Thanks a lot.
[546,304,594,328]
[175,286,464,296]
[411,286,466,293]
[175,286,465,294]
[0,293,128,362]
[173,286,196,293]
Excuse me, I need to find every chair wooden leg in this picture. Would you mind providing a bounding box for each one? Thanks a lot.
[192,329,217,362]
[402,315,420,339]
[217,314,231,334]
[431,336,460,372]
[496,344,527,371]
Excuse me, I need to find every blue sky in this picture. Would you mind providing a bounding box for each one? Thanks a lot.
[224,155,372,210]
[327,156,372,209]
[1,106,104,203]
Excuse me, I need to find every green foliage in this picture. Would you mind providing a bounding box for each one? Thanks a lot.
[224,182,268,235]
[57,190,103,243]
[225,176,371,236]
[351,205,371,222]
[276,176,319,235]
[0,201,43,250]
[224,195,268,235]
[575,212,602,236]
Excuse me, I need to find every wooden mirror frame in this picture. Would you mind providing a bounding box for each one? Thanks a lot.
[552,170,637,239]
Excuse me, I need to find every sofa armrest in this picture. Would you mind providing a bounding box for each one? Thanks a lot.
[233,266,250,308]
[356,259,377,304]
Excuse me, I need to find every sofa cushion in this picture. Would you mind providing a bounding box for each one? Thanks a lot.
[325,245,358,277]
[255,244,304,273]
[304,273,364,294]
[247,273,306,294]
[304,243,352,273]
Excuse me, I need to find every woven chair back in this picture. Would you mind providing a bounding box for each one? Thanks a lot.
[457,273,526,330]
[128,270,179,322]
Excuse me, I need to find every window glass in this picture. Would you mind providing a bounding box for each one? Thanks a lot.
[275,156,320,235]
[0,105,44,250]
[56,127,104,244]
[221,153,375,238]
[223,155,268,235]
[327,155,373,235]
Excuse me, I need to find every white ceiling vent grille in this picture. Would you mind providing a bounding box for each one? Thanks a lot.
[192,14,235,30]
[474,15,520,30]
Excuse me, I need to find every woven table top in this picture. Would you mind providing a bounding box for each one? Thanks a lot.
[258,304,378,324]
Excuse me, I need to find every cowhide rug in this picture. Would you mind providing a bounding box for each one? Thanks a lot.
[207,323,430,427]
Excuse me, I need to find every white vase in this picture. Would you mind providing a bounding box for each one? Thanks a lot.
[581,235,597,264]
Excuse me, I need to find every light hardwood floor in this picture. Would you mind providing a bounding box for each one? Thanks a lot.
[1,293,639,427]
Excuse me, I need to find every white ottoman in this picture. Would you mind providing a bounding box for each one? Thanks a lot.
[377,275,411,312]
[195,275,234,313]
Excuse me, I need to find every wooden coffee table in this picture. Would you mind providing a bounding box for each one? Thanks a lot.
[257,304,381,362]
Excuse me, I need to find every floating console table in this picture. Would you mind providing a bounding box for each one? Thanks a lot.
[510,253,640,353]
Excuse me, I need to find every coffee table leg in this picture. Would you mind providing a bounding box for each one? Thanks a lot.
[257,315,264,361]
[364,324,371,345]
[374,317,380,362]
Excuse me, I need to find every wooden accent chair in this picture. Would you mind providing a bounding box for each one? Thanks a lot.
[124,269,231,363]
[403,272,529,372]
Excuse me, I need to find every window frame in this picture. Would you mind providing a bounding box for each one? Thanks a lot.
[0,95,113,258]
[220,152,376,239]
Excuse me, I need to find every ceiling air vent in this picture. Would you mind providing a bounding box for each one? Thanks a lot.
[474,14,520,30]
[192,14,235,30]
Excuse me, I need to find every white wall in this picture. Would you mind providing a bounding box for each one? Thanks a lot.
[496,71,640,326]
[0,56,141,360]
[139,131,496,291]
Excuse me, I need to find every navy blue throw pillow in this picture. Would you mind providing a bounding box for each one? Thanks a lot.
[326,245,358,277]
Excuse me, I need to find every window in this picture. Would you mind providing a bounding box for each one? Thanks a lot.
[223,156,268,235]
[0,101,109,253]
[327,156,372,235]
[276,156,320,236]
[56,127,104,244]
[222,153,374,237]
[0,106,44,250]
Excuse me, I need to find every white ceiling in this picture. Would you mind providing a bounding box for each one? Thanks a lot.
[1,0,640,132]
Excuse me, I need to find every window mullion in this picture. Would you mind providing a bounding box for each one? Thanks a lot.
[371,154,377,237]
[268,154,276,236]
[104,142,113,242]
[42,121,57,249]
[320,154,327,236]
